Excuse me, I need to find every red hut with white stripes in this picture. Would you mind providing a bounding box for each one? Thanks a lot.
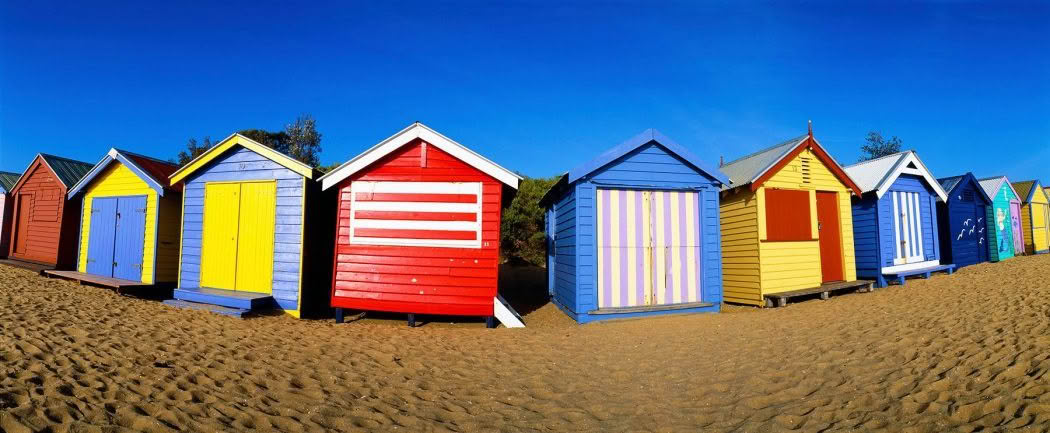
[319,122,522,327]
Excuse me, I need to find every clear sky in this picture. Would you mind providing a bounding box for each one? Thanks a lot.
[2,1,1048,181]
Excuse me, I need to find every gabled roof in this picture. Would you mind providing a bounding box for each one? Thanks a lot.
[0,171,20,192]
[565,128,728,185]
[843,151,948,202]
[69,149,181,198]
[319,122,521,191]
[10,153,94,193]
[170,133,316,185]
[937,173,992,204]
[978,176,1022,203]
[719,132,862,195]
[1011,180,1045,204]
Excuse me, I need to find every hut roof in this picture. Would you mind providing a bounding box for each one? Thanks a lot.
[1010,180,1045,204]
[0,171,20,192]
[978,176,1022,202]
[843,151,948,202]
[169,133,317,185]
[719,132,861,195]
[937,173,992,204]
[69,149,182,197]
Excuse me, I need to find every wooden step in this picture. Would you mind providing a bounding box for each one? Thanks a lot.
[172,287,274,310]
[162,300,251,318]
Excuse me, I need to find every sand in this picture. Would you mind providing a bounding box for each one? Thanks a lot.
[3,257,1050,432]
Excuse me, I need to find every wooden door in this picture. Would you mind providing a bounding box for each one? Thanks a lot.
[86,198,119,277]
[233,182,275,294]
[13,194,32,255]
[1010,201,1025,254]
[816,191,844,283]
[596,189,701,309]
[200,183,240,290]
[112,196,147,281]
[892,191,925,264]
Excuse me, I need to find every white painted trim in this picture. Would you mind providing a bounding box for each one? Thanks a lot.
[892,192,902,264]
[873,152,949,202]
[494,294,525,328]
[319,123,521,191]
[881,260,940,274]
[348,180,483,249]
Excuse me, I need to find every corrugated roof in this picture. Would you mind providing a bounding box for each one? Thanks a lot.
[0,171,20,191]
[40,154,94,188]
[1012,180,1037,203]
[842,152,908,194]
[978,176,1006,199]
[121,150,182,192]
[718,135,807,189]
[937,175,964,194]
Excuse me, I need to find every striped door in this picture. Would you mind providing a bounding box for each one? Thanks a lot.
[596,189,702,309]
[891,191,925,265]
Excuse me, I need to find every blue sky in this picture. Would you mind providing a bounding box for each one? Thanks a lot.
[2,1,1048,181]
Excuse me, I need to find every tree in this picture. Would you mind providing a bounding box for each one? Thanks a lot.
[500,175,560,267]
[859,131,903,161]
[283,114,322,167]
[175,137,214,166]
[317,162,342,174]
[238,129,289,151]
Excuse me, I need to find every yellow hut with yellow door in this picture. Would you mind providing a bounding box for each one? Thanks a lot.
[1011,180,1050,254]
[718,126,868,307]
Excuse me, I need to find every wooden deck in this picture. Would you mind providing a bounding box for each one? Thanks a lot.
[879,264,956,287]
[764,280,876,308]
[43,270,151,293]
[0,259,54,274]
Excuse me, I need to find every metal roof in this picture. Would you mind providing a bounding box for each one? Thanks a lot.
[68,149,182,198]
[717,135,807,190]
[0,171,20,192]
[978,176,1022,202]
[1012,180,1039,203]
[937,175,964,195]
[39,154,94,189]
[842,151,948,202]
[938,173,992,204]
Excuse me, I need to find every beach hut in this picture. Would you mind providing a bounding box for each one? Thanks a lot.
[167,134,324,318]
[936,173,992,269]
[1011,180,1050,254]
[978,176,1024,261]
[50,149,182,288]
[843,151,954,287]
[319,122,523,327]
[6,154,94,268]
[539,129,728,323]
[718,126,870,307]
[0,171,21,258]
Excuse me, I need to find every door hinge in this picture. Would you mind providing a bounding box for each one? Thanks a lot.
[136,208,146,213]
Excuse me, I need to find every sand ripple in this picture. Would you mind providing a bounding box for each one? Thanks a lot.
[3,257,1050,431]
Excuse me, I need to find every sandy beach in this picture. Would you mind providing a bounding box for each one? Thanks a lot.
[3,256,1050,432]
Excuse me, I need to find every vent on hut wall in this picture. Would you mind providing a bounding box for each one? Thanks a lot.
[800,156,812,184]
[962,190,975,202]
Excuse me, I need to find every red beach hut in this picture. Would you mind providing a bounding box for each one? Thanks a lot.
[318,122,523,327]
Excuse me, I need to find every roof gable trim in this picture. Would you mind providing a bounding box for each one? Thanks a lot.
[565,128,729,186]
[750,136,863,196]
[318,122,521,191]
[68,149,167,198]
[169,133,315,185]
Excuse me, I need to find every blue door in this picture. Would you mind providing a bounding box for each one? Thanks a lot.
[113,196,147,281]
[86,198,118,277]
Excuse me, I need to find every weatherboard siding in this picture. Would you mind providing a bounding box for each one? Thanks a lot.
[756,148,857,295]
[719,188,761,305]
[77,163,158,283]
[938,177,989,268]
[874,175,940,267]
[9,160,80,267]
[178,146,305,311]
[987,185,1017,262]
[1026,186,1050,254]
[551,187,577,314]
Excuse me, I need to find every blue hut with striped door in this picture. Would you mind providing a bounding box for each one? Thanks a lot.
[936,173,992,269]
[843,151,954,287]
[538,129,728,323]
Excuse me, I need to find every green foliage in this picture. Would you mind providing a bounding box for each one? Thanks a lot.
[859,131,903,161]
[501,175,560,267]
[317,162,342,173]
[176,114,323,168]
[175,136,214,166]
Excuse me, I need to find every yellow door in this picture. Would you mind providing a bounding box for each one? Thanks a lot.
[200,181,276,293]
[234,182,276,294]
[200,183,240,290]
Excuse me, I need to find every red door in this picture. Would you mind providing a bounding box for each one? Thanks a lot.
[816,191,844,283]
[13,194,31,255]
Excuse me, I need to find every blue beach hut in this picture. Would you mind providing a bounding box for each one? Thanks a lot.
[936,173,992,269]
[843,151,954,287]
[538,129,728,323]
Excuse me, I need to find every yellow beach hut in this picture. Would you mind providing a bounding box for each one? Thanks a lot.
[718,126,870,307]
[1011,180,1050,254]
[63,149,182,288]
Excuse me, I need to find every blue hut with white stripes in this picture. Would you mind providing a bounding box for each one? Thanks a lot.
[843,151,954,287]
[539,129,728,323]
